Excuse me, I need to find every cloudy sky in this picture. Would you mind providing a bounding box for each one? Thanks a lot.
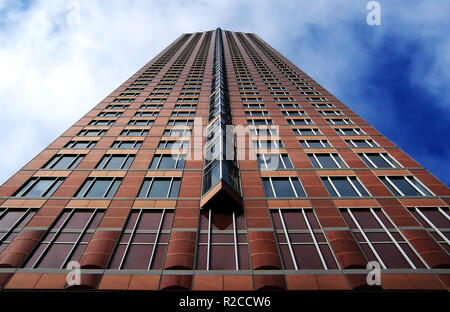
[0,0,449,186]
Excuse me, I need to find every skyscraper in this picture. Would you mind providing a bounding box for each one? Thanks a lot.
[0,28,448,291]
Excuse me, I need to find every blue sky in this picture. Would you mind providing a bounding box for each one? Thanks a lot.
[0,0,449,186]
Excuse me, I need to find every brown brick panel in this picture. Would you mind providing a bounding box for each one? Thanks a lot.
[253,274,285,290]
[248,231,282,270]
[79,230,120,269]
[376,198,419,227]
[0,229,45,268]
[178,170,202,198]
[325,230,367,269]
[354,169,392,196]
[172,200,199,229]
[98,199,133,228]
[114,171,145,198]
[26,199,69,228]
[409,169,450,196]
[381,273,446,290]
[298,171,328,197]
[164,231,196,269]
[159,274,192,290]
[401,229,450,268]
[65,273,101,290]
[51,170,90,197]
[311,199,346,228]
[0,170,36,197]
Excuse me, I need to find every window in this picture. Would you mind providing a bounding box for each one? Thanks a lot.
[111,140,142,148]
[135,111,159,117]
[305,97,327,102]
[64,140,96,149]
[249,127,278,136]
[321,177,370,197]
[149,154,185,170]
[345,139,377,148]
[113,98,134,103]
[158,140,189,149]
[0,208,36,254]
[167,119,194,126]
[257,153,293,170]
[282,110,306,116]
[89,120,115,126]
[96,154,135,170]
[109,209,173,270]
[244,103,265,109]
[128,119,154,126]
[358,153,401,168]
[146,97,166,103]
[120,129,149,136]
[277,103,301,108]
[253,139,284,149]
[106,104,129,109]
[293,128,322,136]
[336,128,365,135]
[288,119,313,125]
[340,208,428,269]
[171,111,195,117]
[408,207,450,253]
[379,176,433,197]
[245,110,269,116]
[43,154,84,170]
[318,110,343,116]
[140,104,162,109]
[138,178,181,198]
[196,210,250,270]
[78,129,106,137]
[300,140,331,148]
[326,118,353,125]
[308,153,347,169]
[23,209,104,269]
[174,103,197,109]
[14,177,64,198]
[75,177,122,198]
[162,129,191,137]
[274,97,296,102]
[98,111,122,117]
[262,177,306,198]
[312,103,334,108]
[247,119,273,125]
[271,209,339,270]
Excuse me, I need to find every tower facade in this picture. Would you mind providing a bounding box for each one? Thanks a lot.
[0,29,448,291]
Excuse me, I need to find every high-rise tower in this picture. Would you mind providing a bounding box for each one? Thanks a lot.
[0,29,448,291]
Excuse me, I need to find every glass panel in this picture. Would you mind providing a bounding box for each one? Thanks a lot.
[122,244,153,270]
[316,154,339,168]
[137,211,162,230]
[24,179,54,197]
[52,155,77,169]
[149,179,170,198]
[138,180,151,197]
[390,177,421,196]
[292,179,306,197]
[169,179,181,198]
[37,244,73,268]
[332,178,358,197]
[85,179,111,197]
[0,210,25,228]
[159,155,177,169]
[373,243,411,268]
[104,155,126,169]
[210,245,235,270]
[65,211,93,230]
[271,178,295,197]
[292,244,323,269]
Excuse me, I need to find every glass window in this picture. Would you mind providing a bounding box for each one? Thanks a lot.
[43,154,84,170]
[196,210,249,270]
[308,153,347,169]
[380,176,433,196]
[257,153,293,170]
[75,177,122,198]
[262,177,306,198]
[14,177,64,198]
[358,153,401,168]
[111,140,143,148]
[78,129,106,136]
[271,209,338,270]
[408,207,450,253]
[120,129,149,136]
[109,209,173,270]
[345,139,377,148]
[64,141,96,149]
[138,178,181,198]
[321,177,369,197]
[149,154,185,170]
[300,140,331,148]
[23,209,104,269]
[340,208,428,269]
[293,128,321,136]
[288,119,313,125]
[96,154,135,170]
[0,208,36,254]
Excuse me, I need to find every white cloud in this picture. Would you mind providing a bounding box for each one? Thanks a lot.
[0,0,449,185]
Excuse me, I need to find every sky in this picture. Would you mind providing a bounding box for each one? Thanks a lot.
[0,0,449,186]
